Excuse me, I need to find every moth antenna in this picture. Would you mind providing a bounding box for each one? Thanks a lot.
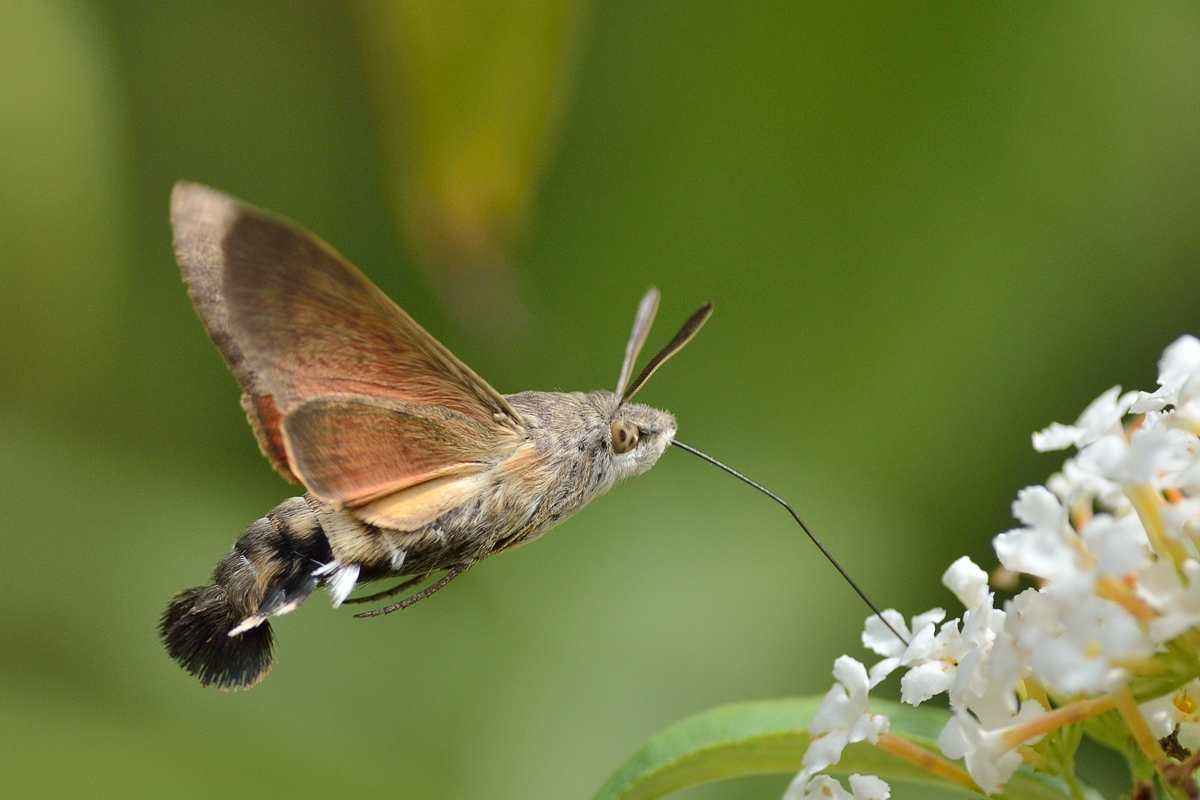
[621,301,713,405]
[616,287,661,396]
[671,440,909,646]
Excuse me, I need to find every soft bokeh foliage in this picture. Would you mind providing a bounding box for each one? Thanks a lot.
[356,0,586,340]
[2,2,1200,799]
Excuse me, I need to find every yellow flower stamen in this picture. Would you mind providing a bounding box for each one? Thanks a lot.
[1175,688,1197,716]
[1127,482,1190,567]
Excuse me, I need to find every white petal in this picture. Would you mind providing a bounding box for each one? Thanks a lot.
[936,715,969,760]
[831,655,871,698]
[1131,389,1170,415]
[862,610,910,658]
[782,772,812,800]
[1179,722,1200,753]
[847,710,889,746]
[1073,434,1129,480]
[900,661,954,705]
[1033,387,1132,451]
[801,730,850,775]
[993,526,1076,582]
[848,774,891,800]
[899,617,940,664]
[809,683,862,736]
[1081,513,1150,576]
[911,608,948,638]
[1120,427,1191,484]
[868,658,900,688]
[1160,336,1200,390]
[943,557,990,609]
[790,774,852,800]
[1139,693,1181,739]
[1011,485,1063,529]
[937,712,1023,795]
[1032,422,1081,452]
[1131,336,1200,413]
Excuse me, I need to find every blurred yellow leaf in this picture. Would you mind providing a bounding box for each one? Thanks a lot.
[356,0,588,341]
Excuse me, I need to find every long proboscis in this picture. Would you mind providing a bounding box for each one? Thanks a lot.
[671,439,909,646]
[621,302,713,405]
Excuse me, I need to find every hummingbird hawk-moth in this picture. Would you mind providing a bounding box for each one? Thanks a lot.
[160,182,712,689]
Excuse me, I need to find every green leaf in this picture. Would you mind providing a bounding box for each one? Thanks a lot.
[592,697,1093,800]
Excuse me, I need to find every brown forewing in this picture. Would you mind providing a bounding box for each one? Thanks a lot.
[240,393,298,482]
[171,183,521,426]
[281,395,510,507]
[170,182,524,506]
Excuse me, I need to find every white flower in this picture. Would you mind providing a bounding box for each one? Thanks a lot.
[1066,435,1134,512]
[993,486,1079,582]
[1131,335,1200,414]
[1046,451,1129,516]
[1006,583,1152,695]
[896,617,967,706]
[1034,386,1136,452]
[784,774,891,800]
[1080,512,1150,576]
[1142,559,1200,642]
[943,557,990,609]
[937,701,1046,795]
[949,594,1012,725]
[794,657,890,785]
[1118,426,1198,486]
[861,608,945,686]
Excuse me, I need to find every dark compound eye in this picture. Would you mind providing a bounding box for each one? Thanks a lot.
[610,420,640,454]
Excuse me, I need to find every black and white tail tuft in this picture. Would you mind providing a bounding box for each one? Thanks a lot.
[159,496,333,689]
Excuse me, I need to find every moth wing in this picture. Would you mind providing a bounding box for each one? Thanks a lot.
[170,182,524,491]
[170,181,523,418]
[355,472,492,530]
[241,392,297,482]
[282,394,516,513]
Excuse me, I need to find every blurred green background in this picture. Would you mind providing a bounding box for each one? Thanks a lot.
[3,2,1200,798]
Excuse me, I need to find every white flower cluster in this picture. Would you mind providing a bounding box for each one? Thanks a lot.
[788,335,1200,797]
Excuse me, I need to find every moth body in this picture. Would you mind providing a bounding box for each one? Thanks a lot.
[160,183,705,689]
[323,390,676,577]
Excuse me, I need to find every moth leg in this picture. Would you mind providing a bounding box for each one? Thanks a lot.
[353,565,469,618]
[342,572,431,605]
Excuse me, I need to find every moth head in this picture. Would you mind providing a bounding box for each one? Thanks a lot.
[602,287,709,480]
[606,402,677,480]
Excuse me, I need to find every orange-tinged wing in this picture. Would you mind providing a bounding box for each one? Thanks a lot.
[170,182,524,507]
[356,471,493,530]
[281,395,503,507]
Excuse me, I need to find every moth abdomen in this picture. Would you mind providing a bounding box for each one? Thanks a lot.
[160,584,275,690]
[160,496,333,689]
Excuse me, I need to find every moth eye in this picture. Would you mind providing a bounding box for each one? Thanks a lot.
[610,420,640,454]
